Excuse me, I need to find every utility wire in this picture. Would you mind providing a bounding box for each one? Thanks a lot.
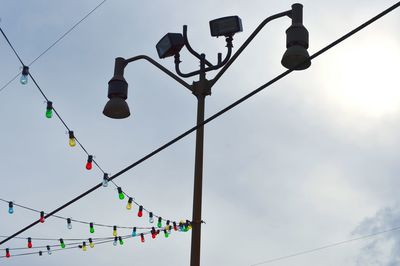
[1,0,399,246]
[0,198,162,230]
[249,225,400,265]
[0,0,107,93]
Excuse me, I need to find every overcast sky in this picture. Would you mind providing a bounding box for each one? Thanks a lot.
[1,0,400,265]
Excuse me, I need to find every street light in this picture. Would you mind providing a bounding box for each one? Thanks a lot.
[103,3,310,266]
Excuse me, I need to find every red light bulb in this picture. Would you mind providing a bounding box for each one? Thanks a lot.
[151,227,156,239]
[138,205,143,217]
[86,155,93,170]
[140,233,145,243]
[39,211,45,223]
[5,248,10,258]
[173,222,178,231]
[27,237,32,248]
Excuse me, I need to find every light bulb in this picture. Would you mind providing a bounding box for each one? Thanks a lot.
[102,173,109,187]
[27,237,32,248]
[164,229,169,238]
[166,220,171,233]
[59,239,65,249]
[39,211,45,223]
[117,187,124,200]
[113,225,117,237]
[118,236,124,245]
[47,245,52,255]
[149,212,154,223]
[5,248,10,258]
[68,131,76,147]
[173,222,178,231]
[45,101,53,118]
[157,217,162,228]
[89,222,94,233]
[67,218,72,229]
[126,197,133,210]
[151,227,156,239]
[132,227,137,237]
[89,238,94,248]
[8,201,13,214]
[86,155,93,170]
[113,237,118,246]
[140,233,145,243]
[39,251,43,256]
[20,66,29,85]
[138,205,143,217]
[82,242,87,251]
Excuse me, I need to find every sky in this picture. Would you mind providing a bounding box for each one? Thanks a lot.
[1,0,400,265]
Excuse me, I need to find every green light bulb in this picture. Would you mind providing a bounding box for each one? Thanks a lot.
[45,109,53,118]
[118,236,124,245]
[90,223,95,234]
[59,239,65,249]
[117,187,125,200]
[164,230,169,238]
[157,217,162,228]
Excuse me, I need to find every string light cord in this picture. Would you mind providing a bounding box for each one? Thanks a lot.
[0,198,173,230]
[1,0,399,246]
[0,27,175,223]
[0,0,107,93]
[249,225,400,265]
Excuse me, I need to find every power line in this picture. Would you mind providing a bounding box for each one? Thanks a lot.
[0,0,107,93]
[249,225,400,265]
[1,0,399,246]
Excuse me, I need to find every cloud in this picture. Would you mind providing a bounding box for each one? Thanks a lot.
[353,205,400,266]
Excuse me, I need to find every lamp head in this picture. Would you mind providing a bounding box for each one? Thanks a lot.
[103,75,130,119]
[281,3,311,70]
[209,16,242,37]
[156,33,185,59]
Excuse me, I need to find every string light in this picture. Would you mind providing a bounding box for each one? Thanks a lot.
[89,223,94,234]
[151,227,156,239]
[118,236,124,246]
[27,238,32,248]
[59,238,65,249]
[102,173,109,187]
[5,248,10,258]
[117,187,124,200]
[131,227,137,237]
[39,251,42,256]
[45,101,53,118]
[39,211,45,223]
[173,222,178,231]
[46,245,51,255]
[89,238,94,248]
[113,237,117,246]
[8,201,13,214]
[68,131,76,147]
[140,233,145,243]
[126,197,133,210]
[138,205,143,217]
[82,242,87,251]
[86,155,93,170]
[149,212,154,223]
[67,218,72,229]
[113,226,117,237]
[20,66,29,85]
[157,217,162,228]
[164,229,169,238]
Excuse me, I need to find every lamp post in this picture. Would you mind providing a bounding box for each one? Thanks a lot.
[103,3,310,266]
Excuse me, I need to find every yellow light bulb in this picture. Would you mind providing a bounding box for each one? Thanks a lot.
[69,138,76,147]
[89,242,94,248]
[126,202,132,210]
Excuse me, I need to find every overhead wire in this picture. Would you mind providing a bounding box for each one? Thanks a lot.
[249,225,400,265]
[0,0,107,93]
[1,0,399,248]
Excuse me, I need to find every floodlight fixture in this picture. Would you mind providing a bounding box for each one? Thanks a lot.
[156,33,185,59]
[209,16,243,37]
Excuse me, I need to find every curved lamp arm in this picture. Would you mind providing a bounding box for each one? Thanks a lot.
[210,9,292,87]
[122,55,192,92]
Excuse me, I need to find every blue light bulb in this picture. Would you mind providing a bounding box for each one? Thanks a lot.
[20,74,28,85]
[8,202,13,214]
[132,227,137,237]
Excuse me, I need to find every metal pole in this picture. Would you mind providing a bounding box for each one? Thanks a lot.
[190,54,208,266]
